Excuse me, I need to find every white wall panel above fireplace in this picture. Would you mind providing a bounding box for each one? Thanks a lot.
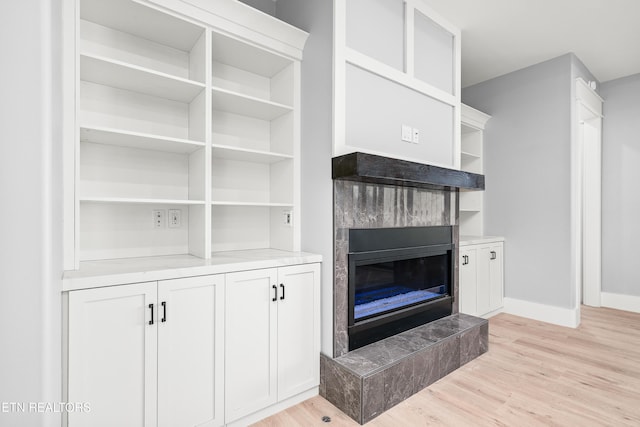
[345,65,454,168]
[333,0,461,169]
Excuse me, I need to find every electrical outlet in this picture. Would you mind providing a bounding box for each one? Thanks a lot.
[412,128,420,144]
[168,209,181,228]
[283,210,293,227]
[153,210,165,228]
[401,125,412,142]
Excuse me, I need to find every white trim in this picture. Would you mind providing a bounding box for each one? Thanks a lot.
[62,0,78,270]
[576,77,605,104]
[601,292,640,314]
[573,78,603,309]
[503,297,580,328]
[461,104,491,130]
[345,48,457,107]
[142,0,308,60]
[226,387,318,427]
[481,307,504,319]
[414,0,461,38]
[403,0,415,76]
[332,0,346,156]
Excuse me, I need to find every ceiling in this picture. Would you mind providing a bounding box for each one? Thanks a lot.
[422,0,640,87]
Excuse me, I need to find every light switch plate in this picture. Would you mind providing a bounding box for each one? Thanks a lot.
[401,125,412,142]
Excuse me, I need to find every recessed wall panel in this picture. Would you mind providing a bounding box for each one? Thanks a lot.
[345,64,454,167]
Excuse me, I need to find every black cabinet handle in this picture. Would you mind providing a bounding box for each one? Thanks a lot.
[490,251,497,260]
[148,303,154,325]
[161,301,167,322]
[462,255,468,266]
[272,284,278,302]
[280,284,285,300]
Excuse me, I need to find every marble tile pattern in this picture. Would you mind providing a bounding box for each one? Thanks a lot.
[333,180,459,357]
[320,313,489,424]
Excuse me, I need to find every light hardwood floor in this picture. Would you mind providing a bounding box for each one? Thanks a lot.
[253,306,640,426]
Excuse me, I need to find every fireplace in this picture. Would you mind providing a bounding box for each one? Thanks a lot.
[348,226,453,350]
[323,153,488,424]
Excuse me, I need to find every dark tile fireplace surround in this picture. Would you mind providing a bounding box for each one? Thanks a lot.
[322,153,489,424]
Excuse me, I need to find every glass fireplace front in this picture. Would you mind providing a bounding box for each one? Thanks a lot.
[348,226,453,350]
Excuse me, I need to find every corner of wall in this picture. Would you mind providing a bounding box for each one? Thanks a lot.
[275,0,335,357]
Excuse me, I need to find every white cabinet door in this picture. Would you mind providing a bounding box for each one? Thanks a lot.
[459,247,477,315]
[68,282,158,427]
[157,275,225,427]
[277,264,320,400]
[488,244,504,312]
[225,268,278,422]
[477,247,492,315]
[460,241,505,317]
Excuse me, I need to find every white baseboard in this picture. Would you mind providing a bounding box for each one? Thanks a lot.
[600,292,640,314]
[502,297,580,328]
[226,387,318,427]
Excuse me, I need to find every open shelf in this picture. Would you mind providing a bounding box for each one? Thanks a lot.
[212,31,293,78]
[81,0,205,54]
[78,140,206,205]
[211,110,294,155]
[460,104,491,237]
[79,201,201,261]
[212,155,293,206]
[211,201,294,207]
[80,126,205,154]
[461,151,481,159]
[211,204,294,253]
[67,0,307,267]
[81,54,205,103]
[459,190,482,212]
[212,86,292,120]
[80,197,205,205]
[212,144,292,164]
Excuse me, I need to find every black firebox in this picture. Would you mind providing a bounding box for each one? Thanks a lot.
[348,226,453,350]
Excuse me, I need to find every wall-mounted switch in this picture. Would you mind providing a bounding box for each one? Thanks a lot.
[153,210,165,228]
[412,128,420,144]
[401,125,413,142]
[168,209,181,228]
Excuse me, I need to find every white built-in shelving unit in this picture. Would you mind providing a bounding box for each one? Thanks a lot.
[64,0,308,269]
[460,104,491,236]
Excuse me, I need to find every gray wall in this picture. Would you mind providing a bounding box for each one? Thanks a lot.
[0,0,62,425]
[275,0,335,355]
[462,54,575,308]
[600,73,640,297]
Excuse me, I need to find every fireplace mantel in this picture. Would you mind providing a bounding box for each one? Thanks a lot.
[332,152,484,191]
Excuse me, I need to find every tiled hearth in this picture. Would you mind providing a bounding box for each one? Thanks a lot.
[325,153,489,424]
[320,314,488,424]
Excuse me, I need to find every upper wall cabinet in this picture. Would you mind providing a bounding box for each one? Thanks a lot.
[335,0,461,168]
[63,0,308,270]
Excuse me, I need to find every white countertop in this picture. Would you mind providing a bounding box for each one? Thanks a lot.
[63,249,322,291]
[460,235,505,246]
